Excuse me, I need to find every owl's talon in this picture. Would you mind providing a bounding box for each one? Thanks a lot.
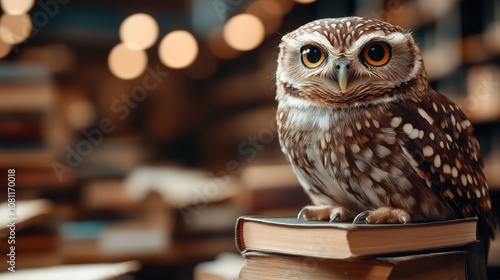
[364,207,411,224]
[296,205,350,221]
[400,214,409,224]
[329,212,341,222]
[353,210,372,224]
[297,207,309,220]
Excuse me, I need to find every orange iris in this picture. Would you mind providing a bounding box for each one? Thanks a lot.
[362,42,391,67]
[301,45,326,68]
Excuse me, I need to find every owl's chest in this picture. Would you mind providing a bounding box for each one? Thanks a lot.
[276,99,461,221]
[277,104,402,203]
[277,105,383,162]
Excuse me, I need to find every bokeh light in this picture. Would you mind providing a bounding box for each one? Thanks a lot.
[223,14,265,51]
[108,43,148,80]
[66,99,97,130]
[295,0,316,3]
[0,13,32,44]
[462,65,500,122]
[159,30,198,69]
[0,0,35,15]
[119,13,159,51]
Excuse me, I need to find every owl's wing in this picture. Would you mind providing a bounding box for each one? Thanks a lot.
[395,89,495,239]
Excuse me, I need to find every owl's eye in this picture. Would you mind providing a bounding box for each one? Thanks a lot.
[362,42,391,67]
[300,45,326,68]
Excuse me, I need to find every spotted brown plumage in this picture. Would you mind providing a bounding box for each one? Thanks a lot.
[275,17,495,246]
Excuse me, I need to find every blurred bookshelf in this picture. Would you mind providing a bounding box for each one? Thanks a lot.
[0,0,499,279]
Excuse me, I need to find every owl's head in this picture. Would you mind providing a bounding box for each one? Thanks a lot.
[276,17,426,107]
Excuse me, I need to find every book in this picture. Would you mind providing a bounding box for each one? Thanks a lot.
[238,251,467,280]
[235,216,477,259]
[194,253,243,280]
[59,213,172,256]
[0,261,140,280]
[123,166,239,208]
[0,65,59,167]
[236,171,309,213]
[14,166,75,189]
[0,199,55,235]
[0,112,44,149]
[0,227,58,253]
[99,217,171,255]
[80,179,136,211]
[239,162,301,190]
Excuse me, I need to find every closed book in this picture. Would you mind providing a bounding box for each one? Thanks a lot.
[235,216,477,259]
[238,251,467,280]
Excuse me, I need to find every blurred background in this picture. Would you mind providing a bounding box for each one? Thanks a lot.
[0,0,499,279]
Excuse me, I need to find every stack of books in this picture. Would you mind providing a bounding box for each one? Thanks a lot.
[235,216,486,279]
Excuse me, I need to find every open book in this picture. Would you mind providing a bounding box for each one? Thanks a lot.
[235,216,477,259]
[0,199,54,235]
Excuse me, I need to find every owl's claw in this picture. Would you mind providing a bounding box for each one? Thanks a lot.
[297,205,352,221]
[329,212,341,222]
[367,207,411,224]
[353,207,411,224]
[297,207,309,220]
[353,210,372,224]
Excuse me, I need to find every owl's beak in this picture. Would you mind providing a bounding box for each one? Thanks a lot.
[336,63,349,93]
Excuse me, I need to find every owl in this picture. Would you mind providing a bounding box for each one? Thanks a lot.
[275,17,495,247]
